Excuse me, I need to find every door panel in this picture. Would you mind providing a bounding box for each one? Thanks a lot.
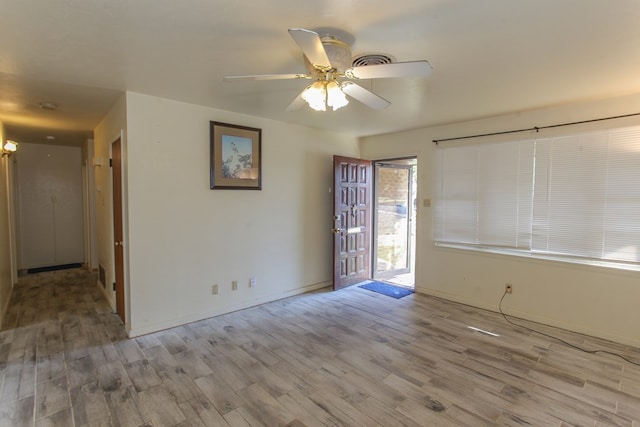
[112,138,125,324]
[333,155,372,290]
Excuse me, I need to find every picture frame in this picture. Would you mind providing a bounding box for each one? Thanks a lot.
[210,121,262,190]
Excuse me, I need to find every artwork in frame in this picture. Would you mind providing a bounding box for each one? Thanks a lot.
[210,121,262,190]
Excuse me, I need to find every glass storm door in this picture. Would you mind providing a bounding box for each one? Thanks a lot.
[374,163,414,280]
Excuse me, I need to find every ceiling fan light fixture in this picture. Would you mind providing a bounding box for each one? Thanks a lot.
[326,81,349,111]
[301,79,349,112]
[302,81,327,111]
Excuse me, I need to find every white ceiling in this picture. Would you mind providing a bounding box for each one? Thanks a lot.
[2,0,640,146]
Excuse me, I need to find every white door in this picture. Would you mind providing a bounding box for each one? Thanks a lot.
[16,143,85,269]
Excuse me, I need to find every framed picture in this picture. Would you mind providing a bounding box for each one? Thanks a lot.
[210,121,262,190]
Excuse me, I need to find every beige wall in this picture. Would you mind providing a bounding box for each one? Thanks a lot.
[361,93,640,348]
[100,92,359,336]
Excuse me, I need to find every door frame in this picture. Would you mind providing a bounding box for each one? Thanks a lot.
[111,137,126,324]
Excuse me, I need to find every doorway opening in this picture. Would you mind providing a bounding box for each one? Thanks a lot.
[373,157,417,289]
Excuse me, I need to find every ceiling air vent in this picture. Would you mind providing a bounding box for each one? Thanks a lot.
[351,53,396,67]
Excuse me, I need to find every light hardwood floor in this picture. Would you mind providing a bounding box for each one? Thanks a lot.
[1,268,640,426]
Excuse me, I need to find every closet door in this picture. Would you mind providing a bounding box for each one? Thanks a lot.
[16,143,84,269]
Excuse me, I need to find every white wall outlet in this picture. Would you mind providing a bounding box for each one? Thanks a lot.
[249,277,256,288]
[212,284,219,295]
[232,280,238,291]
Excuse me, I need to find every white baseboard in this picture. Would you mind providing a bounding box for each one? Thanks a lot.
[419,287,640,349]
[128,280,331,338]
[96,279,115,311]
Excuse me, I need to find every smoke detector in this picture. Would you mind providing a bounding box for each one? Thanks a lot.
[39,101,59,111]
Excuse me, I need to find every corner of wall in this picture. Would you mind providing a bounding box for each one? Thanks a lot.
[0,120,16,326]
[93,93,127,316]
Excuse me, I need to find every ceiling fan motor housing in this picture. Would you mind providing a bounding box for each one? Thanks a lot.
[304,36,352,73]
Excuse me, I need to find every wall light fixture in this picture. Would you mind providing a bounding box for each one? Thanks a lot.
[2,140,18,157]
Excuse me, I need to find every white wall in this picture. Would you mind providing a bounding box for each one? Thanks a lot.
[361,92,640,348]
[104,92,359,336]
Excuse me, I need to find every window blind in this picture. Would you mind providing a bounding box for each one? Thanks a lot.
[532,133,609,259]
[434,140,534,249]
[434,125,640,265]
[602,128,640,262]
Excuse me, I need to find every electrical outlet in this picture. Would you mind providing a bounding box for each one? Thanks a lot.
[232,280,238,291]
[505,283,513,294]
[249,277,256,288]
[212,284,219,295]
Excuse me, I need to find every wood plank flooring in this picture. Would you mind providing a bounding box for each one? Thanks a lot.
[1,268,640,426]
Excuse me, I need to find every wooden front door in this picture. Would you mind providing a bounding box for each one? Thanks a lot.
[112,138,125,324]
[333,155,372,290]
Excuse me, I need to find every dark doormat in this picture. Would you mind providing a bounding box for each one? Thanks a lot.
[27,263,82,274]
[358,281,413,299]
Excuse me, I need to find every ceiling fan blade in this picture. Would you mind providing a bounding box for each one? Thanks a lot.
[286,90,307,111]
[224,73,309,81]
[347,60,433,79]
[288,28,331,69]
[341,82,390,110]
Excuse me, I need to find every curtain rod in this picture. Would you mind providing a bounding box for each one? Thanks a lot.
[432,112,640,145]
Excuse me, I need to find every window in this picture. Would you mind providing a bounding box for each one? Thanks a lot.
[434,125,640,266]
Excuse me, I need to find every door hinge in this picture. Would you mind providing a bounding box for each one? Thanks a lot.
[112,282,116,291]
[109,158,113,167]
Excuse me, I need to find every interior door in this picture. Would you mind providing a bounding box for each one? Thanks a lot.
[333,155,372,290]
[112,138,125,324]
[16,143,85,269]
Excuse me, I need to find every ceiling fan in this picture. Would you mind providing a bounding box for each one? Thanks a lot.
[224,28,433,112]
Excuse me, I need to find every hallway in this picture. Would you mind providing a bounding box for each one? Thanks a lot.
[0,269,126,426]
[1,269,640,426]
